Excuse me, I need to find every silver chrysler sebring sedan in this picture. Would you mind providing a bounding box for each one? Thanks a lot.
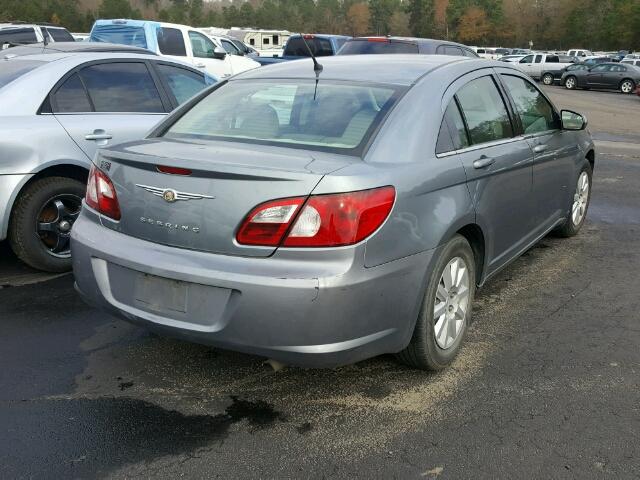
[72,55,595,369]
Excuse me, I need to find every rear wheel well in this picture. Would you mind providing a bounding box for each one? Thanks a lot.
[31,164,89,184]
[9,164,88,225]
[456,224,485,285]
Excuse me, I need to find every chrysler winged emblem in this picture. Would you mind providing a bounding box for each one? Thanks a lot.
[136,184,215,203]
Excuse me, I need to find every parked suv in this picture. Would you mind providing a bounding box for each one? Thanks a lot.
[0,50,214,271]
[89,19,260,79]
[337,36,478,57]
[0,23,74,49]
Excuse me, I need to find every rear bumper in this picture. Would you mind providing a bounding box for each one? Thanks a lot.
[71,210,435,367]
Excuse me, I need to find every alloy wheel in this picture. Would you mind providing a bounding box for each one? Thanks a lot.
[621,80,634,93]
[434,257,470,350]
[543,74,553,85]
[565,77,576,89]
[572,171,590,226]
[36,194,82,258]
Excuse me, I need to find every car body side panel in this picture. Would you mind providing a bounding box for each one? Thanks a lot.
[54,113,166,161]
[0,114,89,238]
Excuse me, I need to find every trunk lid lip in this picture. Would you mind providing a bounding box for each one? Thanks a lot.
[98,137,359,177]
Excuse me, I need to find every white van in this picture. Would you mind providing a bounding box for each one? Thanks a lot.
[567,49,593,58]
[90,19,259,79]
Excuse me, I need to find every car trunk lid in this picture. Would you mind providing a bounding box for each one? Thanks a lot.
[95,138,354,257]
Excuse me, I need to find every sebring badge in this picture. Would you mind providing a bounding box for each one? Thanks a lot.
[136,184,215,203]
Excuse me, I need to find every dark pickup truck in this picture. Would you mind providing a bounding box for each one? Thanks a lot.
[256,34,351,66]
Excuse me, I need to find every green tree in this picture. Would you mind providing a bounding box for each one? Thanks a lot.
[407,0,435,38]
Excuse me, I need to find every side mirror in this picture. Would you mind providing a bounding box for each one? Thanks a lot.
[561,110,587,130]
[212,46,226,60]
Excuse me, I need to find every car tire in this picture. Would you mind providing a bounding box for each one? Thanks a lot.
[565,76,577,89]
[542,73,554,85]
[9,176,85,272]
[397,235,476,370]
[620,79,635,94]
[555,163,592,238]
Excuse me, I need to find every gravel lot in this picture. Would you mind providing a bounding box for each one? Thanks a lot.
[1,85,639,479]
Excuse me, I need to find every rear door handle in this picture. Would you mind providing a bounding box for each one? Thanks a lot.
[85,132,113,141]
[195,63,206,68]
[473,156,495,169]
[533,144,547,153]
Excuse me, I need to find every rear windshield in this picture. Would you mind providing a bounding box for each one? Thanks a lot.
[164,80,403,155]
[285,37,334,57]
[338,39,419,55]
[90,24,147,48]
[0,28,38,46]
[0,60,44,89]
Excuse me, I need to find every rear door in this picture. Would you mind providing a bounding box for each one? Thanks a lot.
[51,60,169,161]
[445,72,536,273]
[605,64,627,88]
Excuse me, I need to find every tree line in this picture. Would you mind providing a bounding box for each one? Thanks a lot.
[1,0,639,51]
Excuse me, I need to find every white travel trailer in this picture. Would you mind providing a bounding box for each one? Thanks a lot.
[227,28,292,56]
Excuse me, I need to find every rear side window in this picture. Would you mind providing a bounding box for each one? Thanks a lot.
[338,39,418,55]
[437,45,463,56]
[0,28,38,46]
[79,62,164,113]
[456,76,513,145]
[48,28,74,42]
[285,37,334,57]
[501,75,558,134]
[156,64,206,105]
[436,101,470,154]
[52,73,92,113]
[157,27,186,56]
[90,24,147,48]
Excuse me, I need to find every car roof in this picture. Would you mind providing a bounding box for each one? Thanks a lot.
[0,50,163,65]
[1,42,154,57]
[288,34,351,39]
[233,54,498,86]
[348,36,470,48]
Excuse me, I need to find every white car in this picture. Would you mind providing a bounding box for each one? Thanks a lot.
[567,49,593,58]
[90,19,260,79]
[0,23,75,48]
[200,32,261,72]
[473,47,497,60]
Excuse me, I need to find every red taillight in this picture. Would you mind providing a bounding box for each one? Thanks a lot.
[366,37,390,43]
[303,34,315,39]
[157,165,192,176]
[236,187,395,248]
[85,164,121,220]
